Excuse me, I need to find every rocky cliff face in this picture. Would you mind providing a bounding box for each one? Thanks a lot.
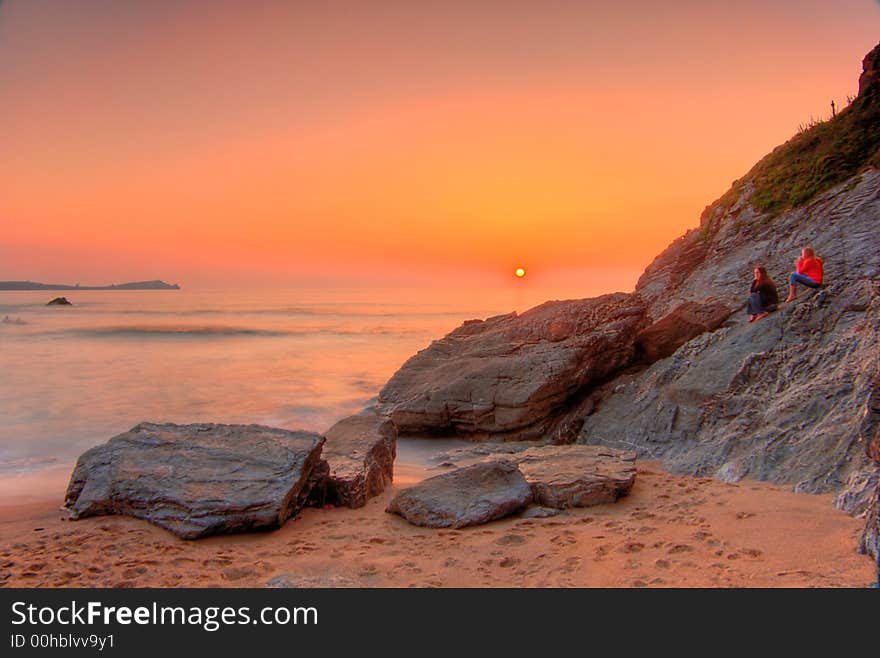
[377,43,880,556]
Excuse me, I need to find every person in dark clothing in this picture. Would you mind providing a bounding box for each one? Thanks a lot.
[747,266,779,322]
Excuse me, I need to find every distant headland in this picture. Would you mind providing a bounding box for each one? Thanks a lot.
[0,280,180,291]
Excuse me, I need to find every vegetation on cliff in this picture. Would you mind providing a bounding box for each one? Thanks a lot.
[707,41,880,219]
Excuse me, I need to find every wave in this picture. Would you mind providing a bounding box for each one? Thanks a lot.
[111,307,468,318]
[68,325,288,338]
[39,324,426,339]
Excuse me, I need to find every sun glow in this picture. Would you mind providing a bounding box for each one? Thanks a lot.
[515,267,526,278]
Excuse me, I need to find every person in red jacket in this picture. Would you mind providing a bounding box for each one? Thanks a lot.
[785,247,824,302]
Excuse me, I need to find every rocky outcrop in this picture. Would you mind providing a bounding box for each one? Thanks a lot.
[635,300,732,363]
[858,41,880,98]
[46,297,71,305]
[374,43,880,554]
[64,422,327,539]
[378,294,649,440]
[386,461,533,528]
[319,409,396,508]
[578,278,879,499]
[858,375,880,559]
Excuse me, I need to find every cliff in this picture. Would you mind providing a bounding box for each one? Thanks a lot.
[377,42,880,558]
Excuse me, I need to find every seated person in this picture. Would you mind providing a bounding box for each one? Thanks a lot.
[786,247,823,302]
[747,266,779,322]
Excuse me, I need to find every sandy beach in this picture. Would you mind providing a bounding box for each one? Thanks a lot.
[0,461,873,588]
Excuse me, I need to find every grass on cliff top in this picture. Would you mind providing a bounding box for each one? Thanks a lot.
[710,88,880,218]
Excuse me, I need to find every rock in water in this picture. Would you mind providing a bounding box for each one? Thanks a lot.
[64,422,327,539]
[46,296,71,305]
[514,445,636,508]
[378,294,648,440]
[635,300,732,363]
[386,461,533,528]
[320,410,397,508]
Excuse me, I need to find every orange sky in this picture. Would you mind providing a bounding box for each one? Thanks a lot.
[1,1,878,289]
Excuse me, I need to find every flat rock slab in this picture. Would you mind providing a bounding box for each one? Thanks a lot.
[514,445,636,508]
[320,409,397,508]
[64,422,326,539]
[386,461,533,528]
[427,443,636,509]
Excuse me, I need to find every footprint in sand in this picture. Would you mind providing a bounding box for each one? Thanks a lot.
[122,566,148,579]
[655,559,670,569]
[667,544,695,555]
[737,548,763,559]
[561,557,582,573]
[776,569,813,577]
[221,566,258,581]
[735,512,756,520]
[499,557,520,568]
[619,541,645,553]
[203,558,233,568]
[496,534,526,546]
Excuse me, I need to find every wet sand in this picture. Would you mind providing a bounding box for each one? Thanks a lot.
[0,461,873,588]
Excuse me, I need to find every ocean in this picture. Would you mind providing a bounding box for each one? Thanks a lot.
[0,283,617,499]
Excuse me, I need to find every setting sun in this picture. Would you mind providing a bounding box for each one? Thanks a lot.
[515,267,526,278]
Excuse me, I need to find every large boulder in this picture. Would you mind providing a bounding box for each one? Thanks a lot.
[514,445,636,508]
[46,296,72,306]
[319,409,397,508]
[378,294,648,440]
[386,461,532,528]
[634,299,732,363]
[64,422,327,539]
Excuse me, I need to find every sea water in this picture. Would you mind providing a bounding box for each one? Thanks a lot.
[0,284,615,498]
